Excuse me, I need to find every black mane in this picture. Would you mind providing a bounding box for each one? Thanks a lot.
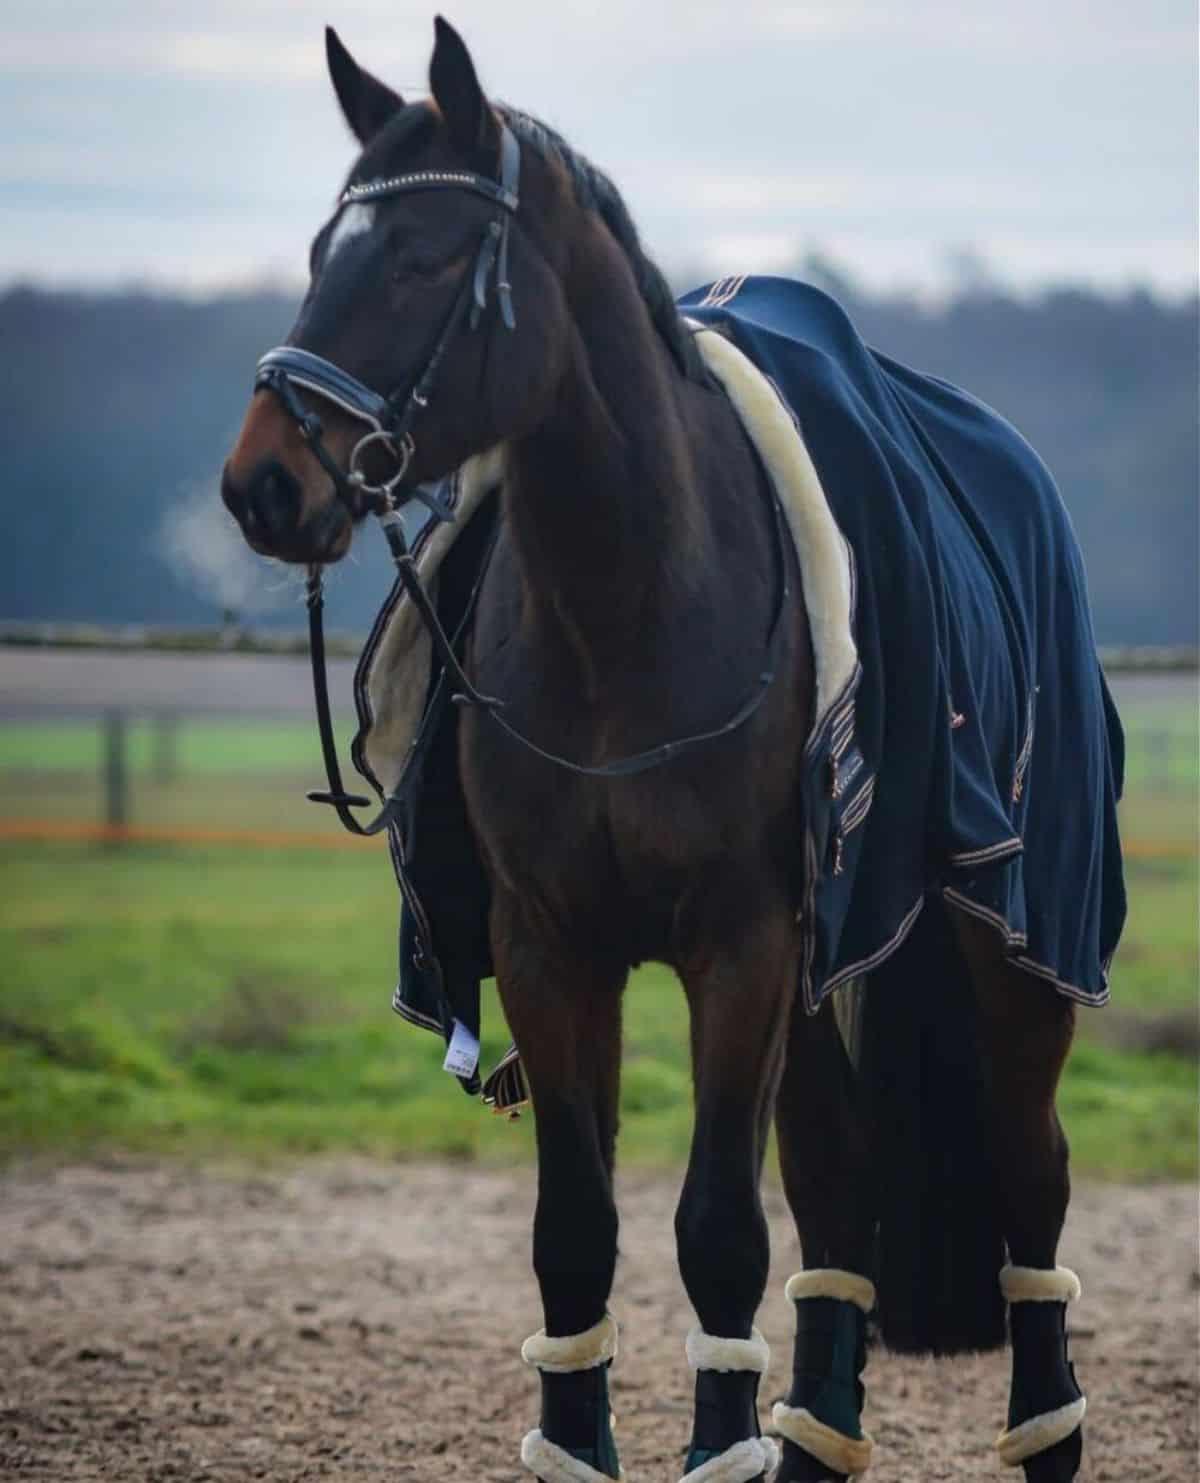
[499,108,706,384]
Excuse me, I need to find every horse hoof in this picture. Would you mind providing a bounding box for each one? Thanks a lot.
[1021,1425,1083,1483]
[774,1457,847,1483]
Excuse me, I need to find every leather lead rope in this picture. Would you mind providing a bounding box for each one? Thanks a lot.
[304,565,400,837]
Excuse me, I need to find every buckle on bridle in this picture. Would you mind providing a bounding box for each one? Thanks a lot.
[347,427,416,505]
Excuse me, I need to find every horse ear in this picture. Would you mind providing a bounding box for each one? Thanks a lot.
[325,27,405,145]
[430,16,494,153]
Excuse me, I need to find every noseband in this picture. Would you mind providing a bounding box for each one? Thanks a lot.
[253,120,521,514]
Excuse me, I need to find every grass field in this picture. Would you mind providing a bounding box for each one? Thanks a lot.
[0,717,324,776]
[0,835,1194,1179]
[0,689,1194,1177]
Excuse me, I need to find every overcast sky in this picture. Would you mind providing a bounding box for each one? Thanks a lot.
[3,1,1196,297]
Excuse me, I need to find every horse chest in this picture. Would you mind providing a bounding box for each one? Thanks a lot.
[462,732,772,959]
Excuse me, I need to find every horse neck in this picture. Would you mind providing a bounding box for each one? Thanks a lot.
[504,258,706,675]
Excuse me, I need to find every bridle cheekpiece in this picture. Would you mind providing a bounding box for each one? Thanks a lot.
[253,120,521,517]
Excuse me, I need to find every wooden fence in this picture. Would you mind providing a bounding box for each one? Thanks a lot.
[1,627,1195,852]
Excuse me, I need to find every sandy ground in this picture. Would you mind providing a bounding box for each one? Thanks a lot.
[0,1162,1194,1481]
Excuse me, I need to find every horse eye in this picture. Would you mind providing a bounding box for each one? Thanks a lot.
[394,257,438,282]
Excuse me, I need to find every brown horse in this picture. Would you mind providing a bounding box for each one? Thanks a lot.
[222,20,1096,1483]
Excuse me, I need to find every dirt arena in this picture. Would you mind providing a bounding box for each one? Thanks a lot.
[0,1162,1194,1480]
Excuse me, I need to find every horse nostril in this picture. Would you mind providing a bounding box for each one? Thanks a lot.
[220,464,247,519]
[246,460,303,544]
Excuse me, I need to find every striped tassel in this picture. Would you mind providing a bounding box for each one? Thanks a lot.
[481,1042,529,1118]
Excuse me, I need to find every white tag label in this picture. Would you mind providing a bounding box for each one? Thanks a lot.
[442,1020,481,1078]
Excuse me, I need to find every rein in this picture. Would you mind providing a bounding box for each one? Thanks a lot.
[254,122,792,835]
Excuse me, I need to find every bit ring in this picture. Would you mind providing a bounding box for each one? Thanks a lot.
[347,429,415,501]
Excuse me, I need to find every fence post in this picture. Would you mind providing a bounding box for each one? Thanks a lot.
[151,711,179,784]
[102,710,130,835]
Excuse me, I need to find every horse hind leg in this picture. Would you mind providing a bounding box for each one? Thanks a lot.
[952,909,1086,1483]
[772,994,876,1483]
[672,901,797,1483]
[492,907,626,1483]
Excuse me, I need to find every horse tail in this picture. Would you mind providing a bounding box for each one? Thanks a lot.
[858,895,1007,1354]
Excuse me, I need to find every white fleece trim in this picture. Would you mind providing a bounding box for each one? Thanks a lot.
[521,1430,623,1483]
[686,1326,770,1374]
[364,324,860,783]
[995,1396,1086,1466]
[690,324,857,729]
[772,1403,874,1475]
[359,443,506,795]
[679,1436,779,1483]
[999,1266,1082,1304]
[522,1313,617,1373]
[785,1269,876,1314]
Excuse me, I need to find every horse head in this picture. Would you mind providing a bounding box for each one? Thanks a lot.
[221,18,571,564]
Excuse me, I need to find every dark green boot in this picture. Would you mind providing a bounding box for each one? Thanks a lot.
[995,1266,1086,1479]
[521,1315,622,1483]
[681,1326,778,1483]
[772,1270,875,1481]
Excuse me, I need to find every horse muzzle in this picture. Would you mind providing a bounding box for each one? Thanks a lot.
[221,457,351,564]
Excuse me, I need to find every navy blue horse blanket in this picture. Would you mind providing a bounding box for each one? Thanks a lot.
[681,276,1126,1006]
[362,276,1126,1101]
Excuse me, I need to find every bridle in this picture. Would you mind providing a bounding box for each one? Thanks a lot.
[248,119,791,839]
[255,121,521,523]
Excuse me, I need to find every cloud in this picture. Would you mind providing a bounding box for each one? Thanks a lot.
[1,0,1194,294]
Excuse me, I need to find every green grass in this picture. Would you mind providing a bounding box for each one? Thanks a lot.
[0,717,341,776]
[1104,853,1198,1012]
[1058,1040,1197,1179]
[0,839,1194,1177]
[1116,698,1198,791]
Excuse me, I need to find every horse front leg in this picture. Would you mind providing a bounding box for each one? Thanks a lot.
[772,995,875,1483]
[492,897,627,1483]
[673,903,797,1483]
[953,912,1085,1483]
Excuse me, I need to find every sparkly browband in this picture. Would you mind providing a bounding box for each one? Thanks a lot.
[342,170,518,213]
[338,125,521,216]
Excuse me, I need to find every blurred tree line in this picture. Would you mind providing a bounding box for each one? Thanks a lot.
[1,272,1195,643]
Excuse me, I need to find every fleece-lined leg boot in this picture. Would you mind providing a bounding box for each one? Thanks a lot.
[772,1270,875,1481]
[679,1327,778,1483]
[995,1266,1086,1482]
[520,1314,622,1483]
